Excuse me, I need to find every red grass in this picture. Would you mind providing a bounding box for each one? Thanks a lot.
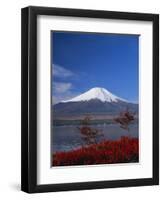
[53,136,139,166]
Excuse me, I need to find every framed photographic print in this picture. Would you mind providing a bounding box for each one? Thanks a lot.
[21,6,159,193]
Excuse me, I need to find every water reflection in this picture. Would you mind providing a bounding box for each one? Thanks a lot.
[52,124,138,152]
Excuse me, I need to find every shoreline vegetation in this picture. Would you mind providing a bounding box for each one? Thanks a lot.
[53,110,139,166]
[53,119,138,126]
[53,136,139,166]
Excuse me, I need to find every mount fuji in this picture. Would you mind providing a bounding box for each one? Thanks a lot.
[54,87,138,117]
[62,87,129,103]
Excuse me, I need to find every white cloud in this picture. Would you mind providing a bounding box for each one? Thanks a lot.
[52,82,79,104]
[51,64,77,104]
[53,82,72,93]
[52,64,74,78]
[52,93,78,105]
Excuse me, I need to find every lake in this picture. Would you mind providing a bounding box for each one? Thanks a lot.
[52,123,138,152]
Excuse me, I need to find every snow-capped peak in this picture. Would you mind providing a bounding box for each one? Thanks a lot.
[62,87,129,103]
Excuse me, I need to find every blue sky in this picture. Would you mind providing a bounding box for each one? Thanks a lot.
[52,31,139,104]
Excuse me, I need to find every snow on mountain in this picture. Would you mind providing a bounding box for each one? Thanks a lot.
[62,87,129,103]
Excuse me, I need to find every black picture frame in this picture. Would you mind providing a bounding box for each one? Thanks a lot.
[21,6,159,193]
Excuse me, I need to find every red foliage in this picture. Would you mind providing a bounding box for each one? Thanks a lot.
[114,109,135,132]
[78,116,103,145]
[53,136,139,166]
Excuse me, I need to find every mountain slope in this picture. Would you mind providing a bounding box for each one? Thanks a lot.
[62,87,128,103]
[54,87,138,117]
